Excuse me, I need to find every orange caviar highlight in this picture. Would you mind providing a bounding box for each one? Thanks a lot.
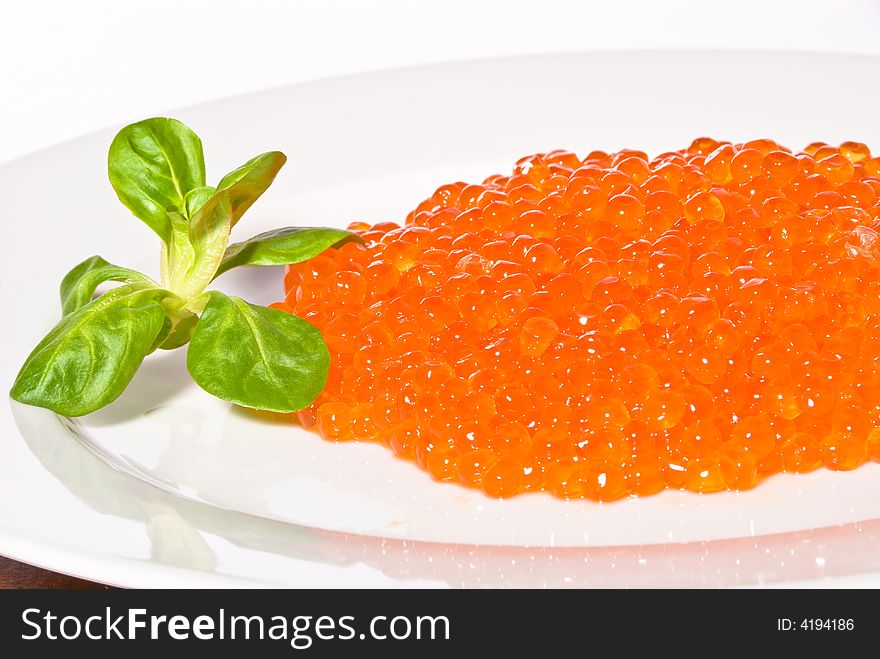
[278,140,880,500]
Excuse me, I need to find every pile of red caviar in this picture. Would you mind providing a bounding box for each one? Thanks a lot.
[274,138,880,500]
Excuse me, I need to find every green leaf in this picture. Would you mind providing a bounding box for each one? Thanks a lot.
[184,185,216,219]
[172,190,234,298]
[60,255,156,316]
[216,151,286,228]
[10,284,171,416]
[160,211,197,291]
[155,309,199,351]
[108,118,206,242]
[169,152,286,298]
[214,227,362,278]
[146,295,196,353]
[187,291,329,412]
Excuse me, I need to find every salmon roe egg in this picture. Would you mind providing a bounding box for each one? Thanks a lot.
[278,138,880,500]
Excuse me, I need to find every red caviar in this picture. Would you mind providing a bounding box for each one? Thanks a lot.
[275,139,880,500]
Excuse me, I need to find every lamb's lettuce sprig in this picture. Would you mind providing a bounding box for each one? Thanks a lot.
[11,117,358,416]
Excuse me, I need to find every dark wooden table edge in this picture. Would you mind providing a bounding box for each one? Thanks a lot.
[0,554,113,589]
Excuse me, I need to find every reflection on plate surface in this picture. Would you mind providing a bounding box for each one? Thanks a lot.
[14,402,880,587]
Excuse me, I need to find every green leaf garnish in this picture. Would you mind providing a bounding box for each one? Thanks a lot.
[215,151,286,228]
[187,291,329,412]
[215,226,363,278]
[11,284,173,416]
[184,185,216,219]
[155,309,200,351]
[173,189,234,299]
[60,255,156,316]
[108,118,206,243]
[11,117,358,416]
[170,153,286,298]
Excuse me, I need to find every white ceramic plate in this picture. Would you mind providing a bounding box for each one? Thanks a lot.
[4,51,880,587]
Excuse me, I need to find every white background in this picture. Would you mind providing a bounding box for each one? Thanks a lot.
[1,0,880,164]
